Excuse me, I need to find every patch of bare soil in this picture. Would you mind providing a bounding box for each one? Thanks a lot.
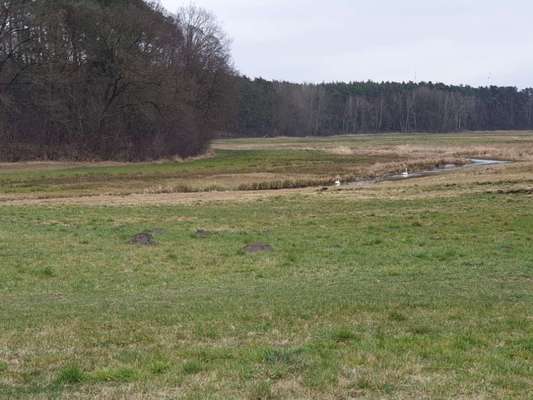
[243,243,273,253]
[130,232,157,246]
[195,229,211,238]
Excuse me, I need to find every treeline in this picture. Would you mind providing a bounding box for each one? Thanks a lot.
[2,1,533,161]
[0,0,235,161]
[236,78,533,137]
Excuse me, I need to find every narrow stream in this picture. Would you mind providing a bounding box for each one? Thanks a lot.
[343,159,511,187]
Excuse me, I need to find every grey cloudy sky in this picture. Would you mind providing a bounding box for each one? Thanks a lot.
[160,0,533,88]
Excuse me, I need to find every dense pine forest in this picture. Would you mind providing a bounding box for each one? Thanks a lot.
[1,0,532,160]
[235,78,533,137]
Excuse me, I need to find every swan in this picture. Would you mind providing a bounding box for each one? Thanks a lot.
[401,168,409,177]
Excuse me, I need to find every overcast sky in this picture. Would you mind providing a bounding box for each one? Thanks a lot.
[160,0,533,88]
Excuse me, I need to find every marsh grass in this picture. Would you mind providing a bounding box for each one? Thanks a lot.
[238,178,335,191]
[327,328,359,343]
[249,380,276,400]
[148,360,171,375]
[55,365,85,385]
[3,131,532,201]
[182,361,203,375]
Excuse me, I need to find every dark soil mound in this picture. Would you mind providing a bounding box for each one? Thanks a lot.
[130,232,156,246]
[243,243,273,253]
[195,229,211,238]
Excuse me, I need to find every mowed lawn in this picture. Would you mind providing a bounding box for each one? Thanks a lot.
[1,190,532,398]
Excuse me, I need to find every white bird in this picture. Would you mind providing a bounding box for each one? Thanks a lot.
[335,176,341,187]
[401,168,409,177]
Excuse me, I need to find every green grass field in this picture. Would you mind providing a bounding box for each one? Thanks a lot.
[1,132,532,399]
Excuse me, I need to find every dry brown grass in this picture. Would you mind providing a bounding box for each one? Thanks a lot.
[215,131,533,162]
[3,160,531,207]
[1,132,532,203]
